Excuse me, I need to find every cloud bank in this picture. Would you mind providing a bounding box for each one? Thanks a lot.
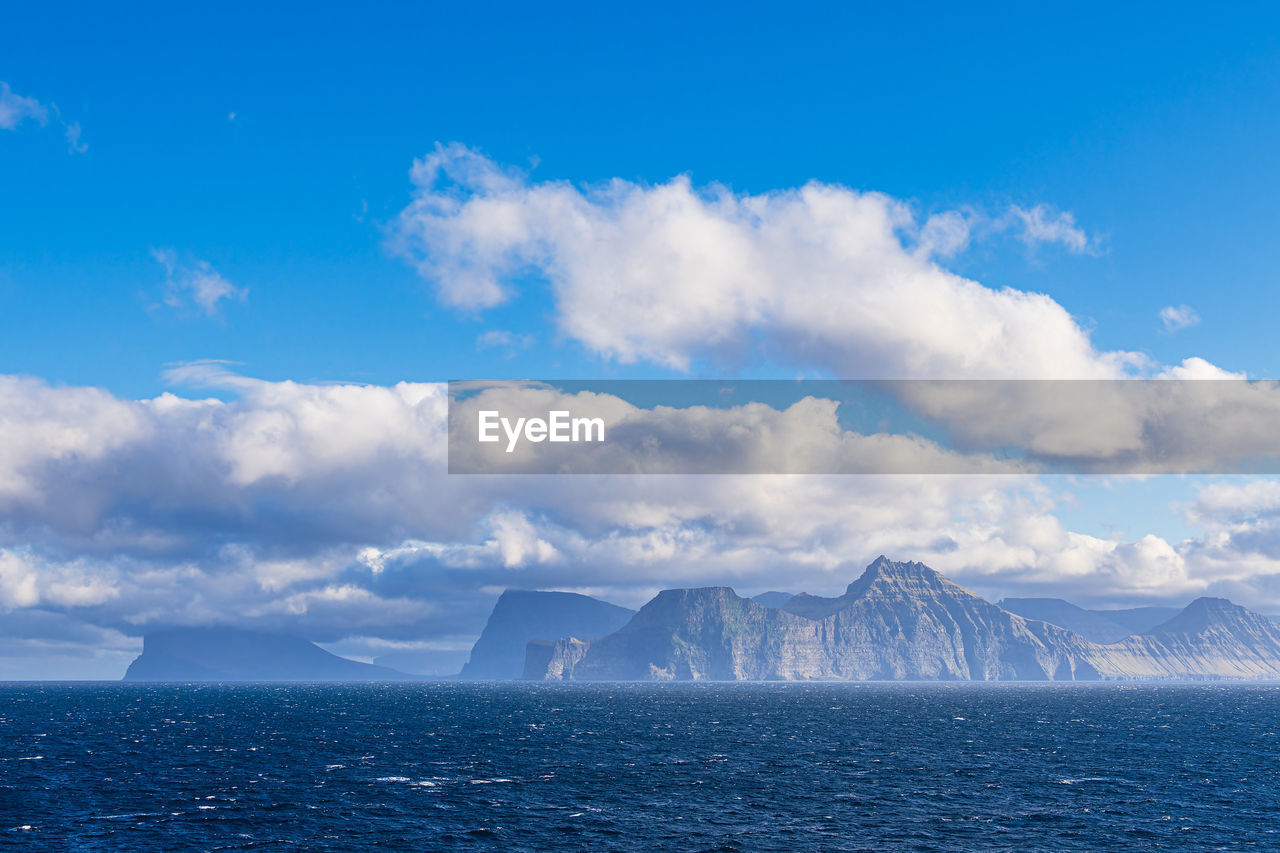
[3,370,1279,678]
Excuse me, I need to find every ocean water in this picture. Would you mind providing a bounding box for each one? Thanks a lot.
[3,683,1280,851]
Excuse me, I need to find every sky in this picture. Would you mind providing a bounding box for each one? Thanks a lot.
[5,2,1280,677]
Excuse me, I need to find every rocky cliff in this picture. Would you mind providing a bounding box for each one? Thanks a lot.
[461,589,635,679]
[530,557,1280,682]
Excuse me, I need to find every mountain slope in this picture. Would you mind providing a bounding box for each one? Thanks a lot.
[123,627,413,681]
[782,558,1101,680]
[999,598,1181,642]
[1100,606,1181,634]
[461,590,635,679]
[751,591,795,609]
[999,598,1137,643]
[1103,598,1280,679]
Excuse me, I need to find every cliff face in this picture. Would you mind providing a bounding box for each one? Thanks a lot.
[123,627,413,682]
[461,590,635,679]
[539,559,1101,681]
[788,558,1101,681]
[531,558,1280,682]
[538,587,825,681]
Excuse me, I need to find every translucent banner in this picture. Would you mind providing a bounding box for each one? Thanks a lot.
[447,379,1280,474]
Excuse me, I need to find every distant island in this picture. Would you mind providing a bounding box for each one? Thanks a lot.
[121,557,1280,682]
[460,589,635,679]
[124,627,416,682]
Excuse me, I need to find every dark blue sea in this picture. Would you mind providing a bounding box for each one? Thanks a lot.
[4,683,1280,851]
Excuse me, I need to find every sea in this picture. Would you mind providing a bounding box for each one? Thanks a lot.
[3,682,1279,851]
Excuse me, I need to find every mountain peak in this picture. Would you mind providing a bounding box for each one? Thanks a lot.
[846,556,943,594]
[642,586,742,613]
[1145,596,1251,635]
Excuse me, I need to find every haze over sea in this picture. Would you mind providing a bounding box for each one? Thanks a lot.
[4,682,1279,851]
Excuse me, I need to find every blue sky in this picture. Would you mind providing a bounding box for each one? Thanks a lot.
[6,2,1280,677]
[5,2,1280,393]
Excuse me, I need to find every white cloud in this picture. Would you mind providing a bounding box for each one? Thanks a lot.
[64,121,86,154]
[476,329,535,352]
[0,82,86,154]
[0,82,49,130]
[391,144,1132,378]
[1003,204,1095,254]
[1154,356,1242,380]
[0,549,119,610]
[1160,304,1200,333]
[152,248,247,317]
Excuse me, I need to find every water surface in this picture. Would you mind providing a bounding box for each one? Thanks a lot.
[3,682,1278,850]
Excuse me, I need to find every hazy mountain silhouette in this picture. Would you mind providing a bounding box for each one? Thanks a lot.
[1000,598,1179,642]
[123,627,414,682]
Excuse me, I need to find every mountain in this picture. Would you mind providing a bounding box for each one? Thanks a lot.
[999,598,1179,642]
[751,591,795,609]
[1111,598,1280,679]
[536,558,1103,681]
[460,590,635,679]
[123,627,414,682]
[999,598,1136,643]
[1099,605,1181,634]
[529,557,1280,682]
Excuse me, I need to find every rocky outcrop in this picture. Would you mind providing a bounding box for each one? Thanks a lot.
[530,557,1280,682]
[461,590,635,679]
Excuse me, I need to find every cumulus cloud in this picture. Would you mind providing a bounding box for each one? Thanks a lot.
[1160,304,1201,332]
[1183,478,1280,561]
[1153,356,1244,380]
[152,248,247,317]
[391,144,1133,378]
